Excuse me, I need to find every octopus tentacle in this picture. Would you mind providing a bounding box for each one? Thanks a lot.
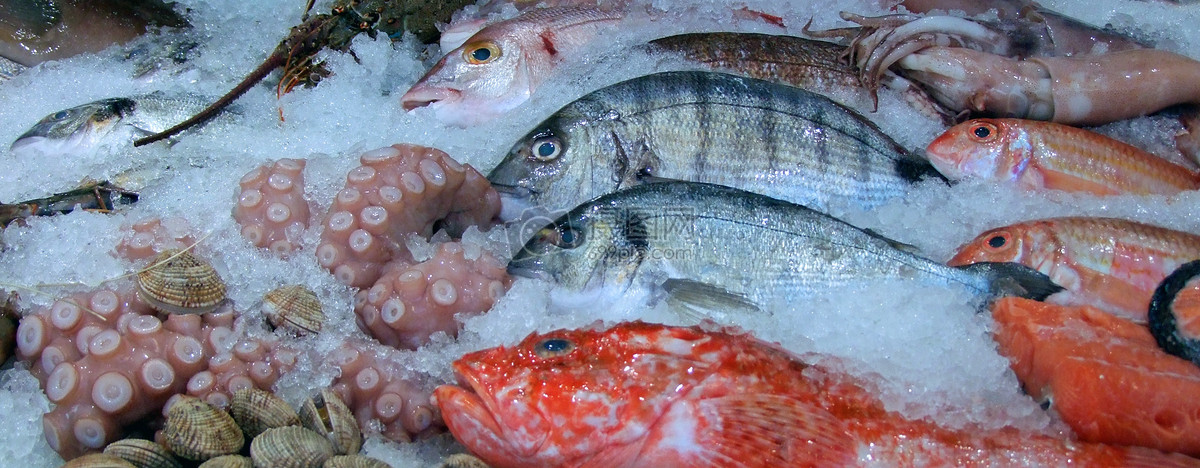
[233,158,312,255]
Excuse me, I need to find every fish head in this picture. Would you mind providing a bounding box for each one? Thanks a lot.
[400,30,534,126]
[435,321,720,466]
[489,113,608,221]
[925,119,1021,182]
[508,200,648,299]
[948,224,1037,268]
[10,98,135,154]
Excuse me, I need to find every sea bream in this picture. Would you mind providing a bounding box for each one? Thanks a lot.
[11,91,217,155]
[435,320,1200,467]
[400,6,624,127]
[508,181,1059,318]
[487,71,943,221]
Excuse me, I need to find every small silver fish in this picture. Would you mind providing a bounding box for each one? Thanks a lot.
[11,91,216,155]
[509,181,1061,318]
[487,71,942,222]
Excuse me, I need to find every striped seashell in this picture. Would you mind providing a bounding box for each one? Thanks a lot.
[262,285,324,335]
[103,438,182,468]
[59,453,137,468]
[137,249,227,315]
[322,455,391,468]
[250,426,335,468]
[162,396,244,460]
[299,389,361,455]
[438,454,491,468]
[196,455,253,468]
[231,388,300,440]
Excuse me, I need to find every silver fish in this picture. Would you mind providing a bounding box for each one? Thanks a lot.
[509,181,1060,317]
[11,91,216,154]
[487,71,942,222]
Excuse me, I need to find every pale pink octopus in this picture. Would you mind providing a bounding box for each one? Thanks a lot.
[320,145,507,349]
[233,158,312,254]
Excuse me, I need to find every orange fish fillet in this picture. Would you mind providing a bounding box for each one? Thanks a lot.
[992,297,1200,457]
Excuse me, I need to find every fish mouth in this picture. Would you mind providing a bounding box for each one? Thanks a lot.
[434,363,529,461]
[400,86,462,111]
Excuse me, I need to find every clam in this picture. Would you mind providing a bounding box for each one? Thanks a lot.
[162,395,244,460]
[262,285,324,335]
[197,455,253,468]
[322,455,390,468]
[250,426,335,468]
[137,249,227,315]
[103,438,182,468]
[59,453,137,468]
[231,388,300,440]
[299,389,361,455]
[438,454,491,468]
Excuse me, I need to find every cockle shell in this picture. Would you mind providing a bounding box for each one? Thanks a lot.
[262,285,324,335]
[196,455,252,468]
[298,389,361,455]
[249,426,335,468]
[438,453,491,468]
[161,396,244,460]
[322,455,391,468]
[230,388,300,439]
[137,249,227,315]
[102,438,182,468]
[60,453,137,468]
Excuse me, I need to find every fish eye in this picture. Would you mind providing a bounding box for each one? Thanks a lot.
[52,111,69,120]
[985,232,1010,250]
[969,121,997,142]
[539,225,584,249]
[534,338,574,358]
[530,136,562,162]
[464,41,501,65]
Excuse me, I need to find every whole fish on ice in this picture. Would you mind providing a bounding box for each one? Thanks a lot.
[948,217,1200,322]
[11,91,218,155]
[509,181,1059,318]
[435,320,1200,467]
[400,6,624,127]
[925,118,1200,195]
[488,71,942,221]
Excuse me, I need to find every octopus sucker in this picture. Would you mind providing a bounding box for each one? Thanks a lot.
[233,159,312,254]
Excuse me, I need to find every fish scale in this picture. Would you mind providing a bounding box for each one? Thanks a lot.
[509,182,1060,318]
[949,217,1200,321]
[487,71,943,219]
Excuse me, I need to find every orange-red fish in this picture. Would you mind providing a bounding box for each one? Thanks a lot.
[992,297,1200,457]
[948,217,1200,321]
[434,320,1200,467]
[925,118,1200,195]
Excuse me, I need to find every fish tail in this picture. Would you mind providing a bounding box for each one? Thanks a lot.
[957,261,1063,301]
[1148,259,1200,367]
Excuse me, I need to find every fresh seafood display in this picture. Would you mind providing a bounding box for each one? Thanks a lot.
[0,181,138,228]
[644,31,951,123]
[401,6,624,127]
[509,181,1060,318]
[435,320,1200,467]
[992,297,1200,457]
[926,118,1200,194]
[948,217,1200,321]
[6,0,1200,466]
[10,92,217,156]
[488,71,941,220]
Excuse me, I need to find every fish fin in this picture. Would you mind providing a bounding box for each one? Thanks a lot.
[1025,166,1121,195]
[660,279,763,321]
[647,393,854,467]
[612,131,663,188]
[862,228,921,254]
[957,261,1064,302]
